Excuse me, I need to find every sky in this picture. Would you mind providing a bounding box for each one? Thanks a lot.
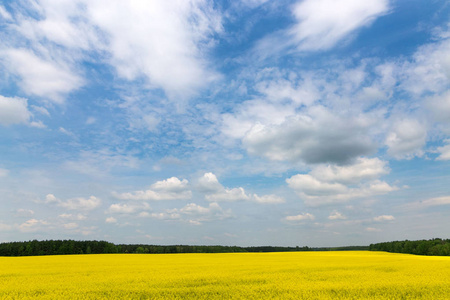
[0,0,449,247]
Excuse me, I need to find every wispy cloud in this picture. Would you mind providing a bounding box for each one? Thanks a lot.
[254,0,390,58]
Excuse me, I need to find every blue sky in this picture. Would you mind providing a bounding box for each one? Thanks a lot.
[0,0,449,247]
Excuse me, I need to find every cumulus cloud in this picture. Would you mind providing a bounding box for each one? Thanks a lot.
[310,157,390,185]
[285,213,315,222]
[252,194,285,204]
[198,173,284,203]
[242,106,376,164]
[328,211,347,220]
[107,202,150,214]
[59,196,101,211]
[114,177,191,201]
[385,119,427,159]
[286,157,397,205]
[0,95,31,126]
[287,174,348,197]
[373,215,395,222]
[206,187,250,202]
[45,194,101,211]
[197,172,224,193]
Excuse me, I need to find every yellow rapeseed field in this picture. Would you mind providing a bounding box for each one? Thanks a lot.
[0,251,449,299]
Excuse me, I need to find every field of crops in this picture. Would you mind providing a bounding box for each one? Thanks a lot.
[1,251,449,299]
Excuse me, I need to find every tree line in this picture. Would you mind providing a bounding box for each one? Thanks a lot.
[369,238,450,256]
[6,239,449,256]
[0,239,368,256]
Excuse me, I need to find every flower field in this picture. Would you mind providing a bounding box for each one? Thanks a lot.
[1,251,449,299]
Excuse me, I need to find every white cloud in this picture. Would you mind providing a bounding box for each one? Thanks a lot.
[206,187,250,202]
[31,105,50,117]
[285,213,315,221]
[436,143,450,160]
[58,213,87,221]
[197,172,224,193]
[105,217,117,223]
[1,49,83,103]
[84,0,222,99]
[138,201,232,225]
[59,127,75,137]
[59,196,101,211]
[45,194,58,203]
[198,172,283,203]
[402,38,450,96]
[109,204,138,214]
[45,194,101,211]
[254,0,390,57]
[63,222,78,230]
[286,158,397,205]
[3,0,222,103]
[155,202,232,224]
[427,90,450,124]
[287,174,348,197]
[0,168,9,177]
[0,5,12,20]
[310,157,390,185]
[107,202,150,214]
[385,119,427,159]
[115,177,192,201]
[421,196,450,206]
[0,95,31,126]
[328,211,347,220]
[18,219,49,233]
[406,196,450,209]
[86,117,96,125]
[242,106,376,164]
[30,120,46,128]
[145,212,181,220]
[252,194,285,204]
[373,215,395,222]
[365,227,381,232]
[290,0,390,51]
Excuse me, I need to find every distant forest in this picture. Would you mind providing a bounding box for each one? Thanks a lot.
[0,238,448,256]
[369,238,450,256]
[0,240,367,256]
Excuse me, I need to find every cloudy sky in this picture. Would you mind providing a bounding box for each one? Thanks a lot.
[1,0,449,247]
